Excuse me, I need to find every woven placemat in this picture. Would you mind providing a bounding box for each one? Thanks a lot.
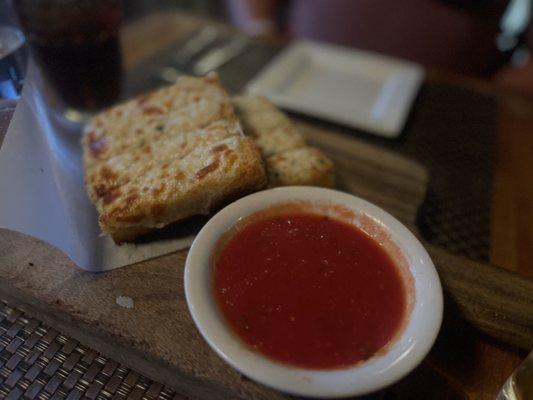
[0,302,182,400]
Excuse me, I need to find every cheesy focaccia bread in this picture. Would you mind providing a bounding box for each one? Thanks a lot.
[83,73,267,243]
[232,95,334,188]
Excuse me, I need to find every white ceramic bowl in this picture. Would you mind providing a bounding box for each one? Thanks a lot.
[185,187,443,398]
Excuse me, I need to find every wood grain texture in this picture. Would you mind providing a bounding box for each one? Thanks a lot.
[0,124,431,399]
[297,122,428,228]
[428,245,533,349]
[0,117,532,399]
[121,13,205,70]
[491,96,533,278]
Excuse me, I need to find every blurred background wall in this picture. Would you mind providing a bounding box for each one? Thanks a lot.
[63,0,533,97]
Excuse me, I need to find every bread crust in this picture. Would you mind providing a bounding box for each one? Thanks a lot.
[83,74,267,243]
[232,95,334,188]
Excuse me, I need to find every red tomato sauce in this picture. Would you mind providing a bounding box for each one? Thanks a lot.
[214,212,407,369]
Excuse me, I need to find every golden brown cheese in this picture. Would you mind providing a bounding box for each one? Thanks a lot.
[83,74,266,243]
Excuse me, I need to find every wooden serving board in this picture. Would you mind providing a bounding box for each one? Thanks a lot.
[0,121,532,400]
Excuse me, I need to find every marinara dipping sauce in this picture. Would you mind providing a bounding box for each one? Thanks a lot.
[214,209,411,370]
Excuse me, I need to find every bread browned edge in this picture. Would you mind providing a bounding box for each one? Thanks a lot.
[106,137,267,243]
[232,95,335,189]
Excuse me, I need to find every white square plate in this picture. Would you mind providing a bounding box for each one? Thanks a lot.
[246,40,425,138]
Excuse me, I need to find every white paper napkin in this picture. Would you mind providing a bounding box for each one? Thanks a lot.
[0,66,195,271]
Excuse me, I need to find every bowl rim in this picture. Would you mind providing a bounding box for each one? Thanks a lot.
[184,186,443,398]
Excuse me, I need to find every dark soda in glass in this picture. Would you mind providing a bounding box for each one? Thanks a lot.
[14,0,123,111]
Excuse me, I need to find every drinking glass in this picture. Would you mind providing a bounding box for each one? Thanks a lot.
[0,1,27,99]
[13,0,123,121]
[497,351,533,400]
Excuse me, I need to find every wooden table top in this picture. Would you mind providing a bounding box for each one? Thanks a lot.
[120,12,532,400]
[0,11,531,400]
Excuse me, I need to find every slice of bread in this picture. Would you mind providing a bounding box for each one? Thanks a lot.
[83,73,267,243]
[266,147,334,188]
[232,95,334,188]
[232,96,305,156]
